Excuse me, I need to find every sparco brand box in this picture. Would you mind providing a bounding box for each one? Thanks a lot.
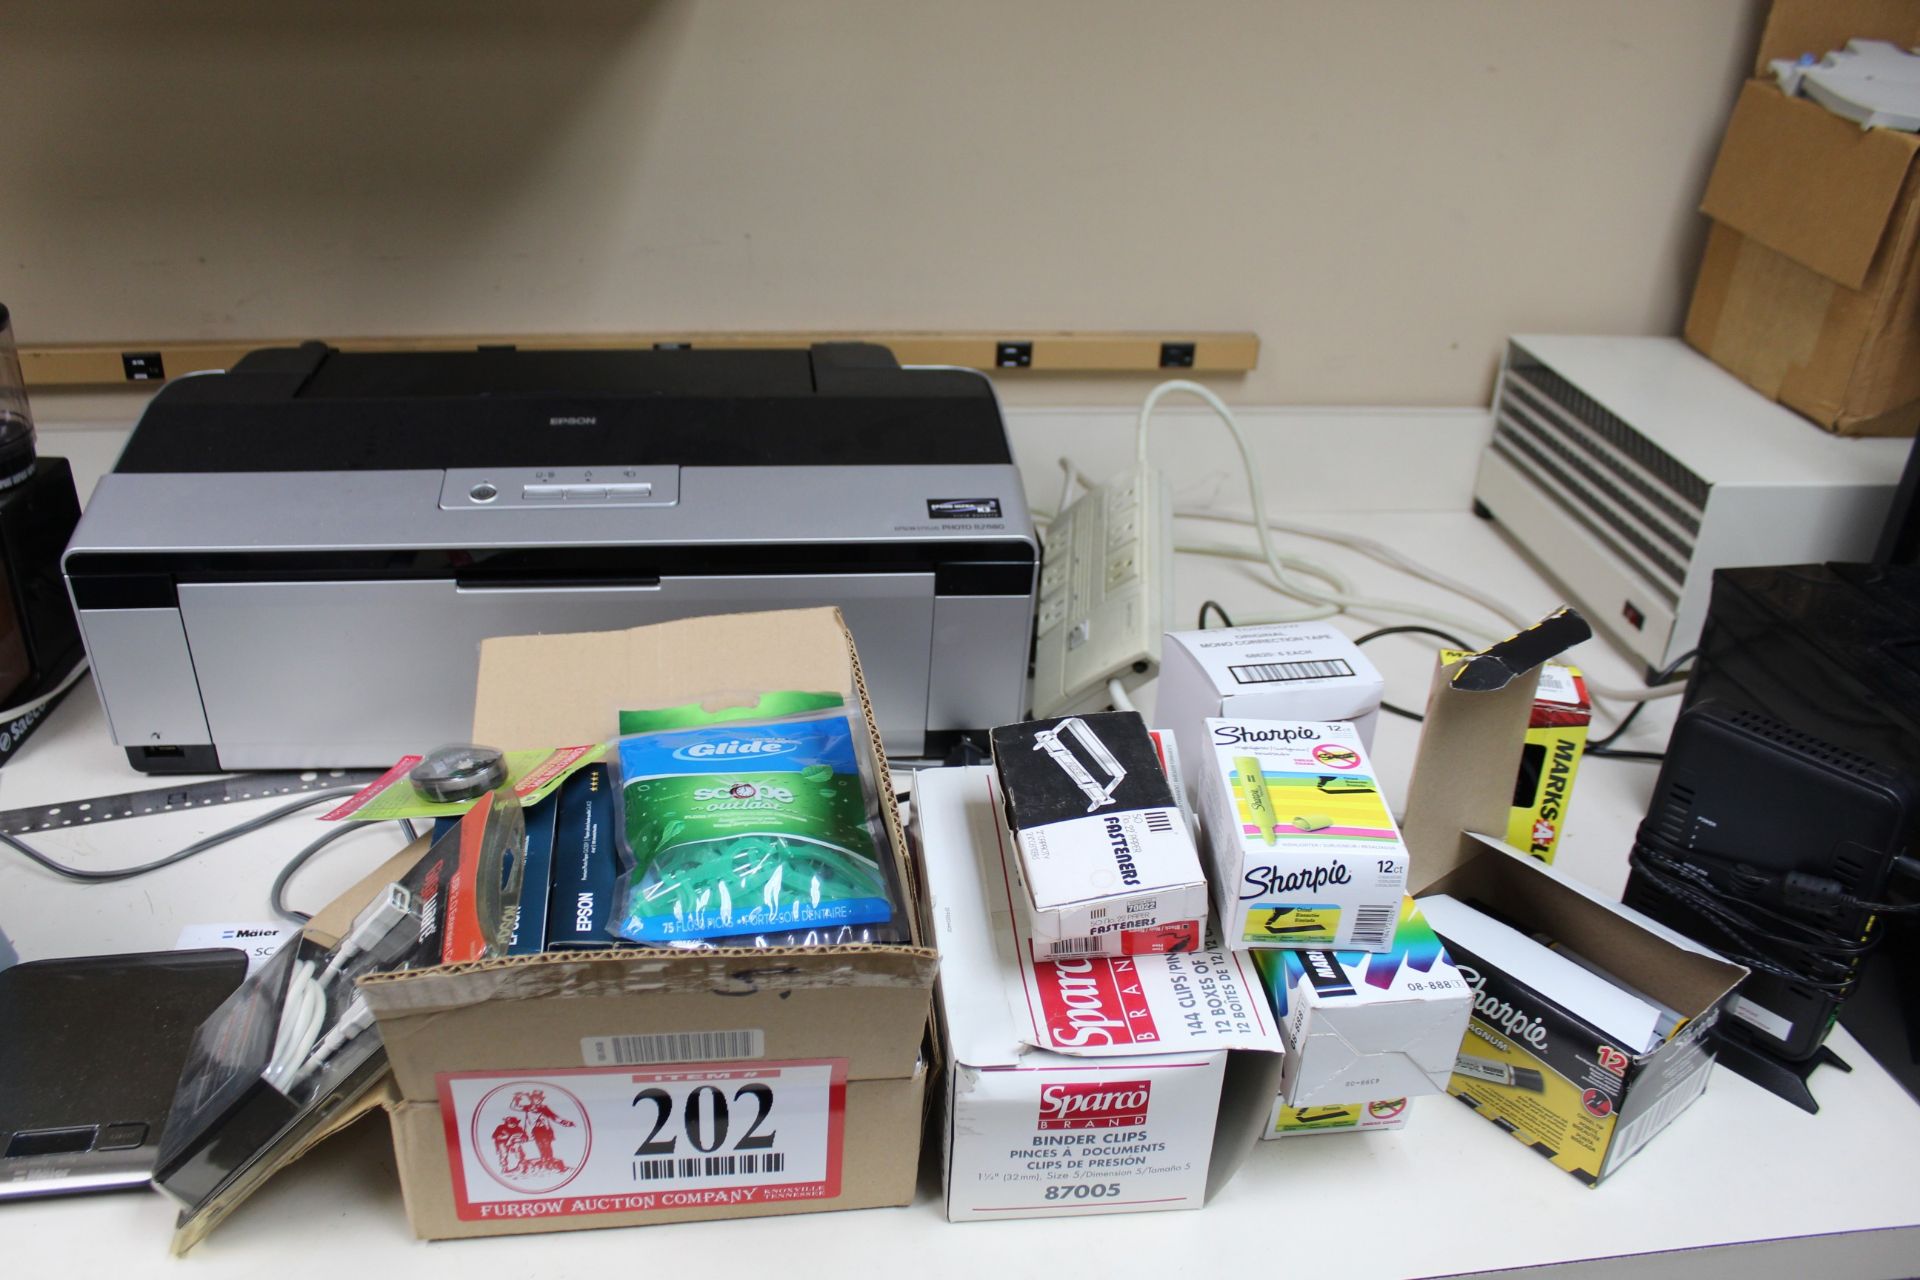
[914,765,1283,1221]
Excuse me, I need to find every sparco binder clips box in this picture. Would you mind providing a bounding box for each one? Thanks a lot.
[1399,608,1746,1186]
[913,765,1284,1221]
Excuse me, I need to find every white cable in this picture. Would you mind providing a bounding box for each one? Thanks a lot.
[1107,678,1136,713]
[265,960,328,1088]
[0,659,89,722]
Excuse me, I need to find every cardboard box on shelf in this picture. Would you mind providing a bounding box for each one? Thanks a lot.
[178,609,938,1244]
[1400,609,1748,1186]
[913,765,1284,1222]
[1684,0,1920,436]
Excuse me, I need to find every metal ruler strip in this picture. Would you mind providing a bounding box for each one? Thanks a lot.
[0,769,386,836]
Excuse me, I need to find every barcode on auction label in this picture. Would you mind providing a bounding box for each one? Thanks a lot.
[582,1029,765,1066]
[439,1059,845,1221]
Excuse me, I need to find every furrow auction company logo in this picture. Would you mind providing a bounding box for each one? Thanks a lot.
[471,1082,593,1195]
[1037,1080,1152,1130]
[1035,956,1160,1048]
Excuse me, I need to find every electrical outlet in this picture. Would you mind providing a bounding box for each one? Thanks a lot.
[1031,462,1174,718]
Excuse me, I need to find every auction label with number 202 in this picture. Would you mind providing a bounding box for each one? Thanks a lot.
[440,1059,847,1221]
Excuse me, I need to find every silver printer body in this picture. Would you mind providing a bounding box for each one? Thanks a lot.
[65,343,1038,772]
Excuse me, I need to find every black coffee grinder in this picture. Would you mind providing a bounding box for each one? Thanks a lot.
[0,304,84,762]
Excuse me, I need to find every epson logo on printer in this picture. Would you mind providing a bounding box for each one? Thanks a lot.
[927,497,1002,520]
[548,415,598,426]
[1212,723,1321,747]
[671,738,800,762]
[1241,861,1351,898]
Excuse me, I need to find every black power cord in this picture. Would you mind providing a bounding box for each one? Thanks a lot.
[1627,837,1917,1000]
[1197,600,1236,630]
[1351,625,1474,721]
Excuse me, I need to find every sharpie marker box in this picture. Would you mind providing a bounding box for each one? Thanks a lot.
[989,711,1209,945]
[1266,1097,1410,1139]
[913,765,1284,1222]
[1252,897,1471,1109]
[1399,609,1747,1185]
[1198,718,1409,952]
[1159,624,1385,817]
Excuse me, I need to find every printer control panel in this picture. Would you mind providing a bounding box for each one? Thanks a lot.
[438,467,681,510]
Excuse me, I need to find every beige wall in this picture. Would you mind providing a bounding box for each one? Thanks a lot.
[6,0,1763,416]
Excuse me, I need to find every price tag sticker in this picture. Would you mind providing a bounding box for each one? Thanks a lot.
[439,1058,846,1221]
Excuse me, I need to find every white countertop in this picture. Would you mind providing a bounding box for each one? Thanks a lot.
[1,429,1916,1278]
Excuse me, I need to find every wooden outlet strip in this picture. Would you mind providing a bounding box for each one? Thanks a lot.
[20,330,1259,388]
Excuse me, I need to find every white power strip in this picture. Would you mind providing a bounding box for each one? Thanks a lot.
[1031,463,1175,718]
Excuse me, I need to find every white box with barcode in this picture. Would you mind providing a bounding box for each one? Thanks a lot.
[1159,624,1384,817]
[913,766,1284,1222]
[1199,719,1409,952]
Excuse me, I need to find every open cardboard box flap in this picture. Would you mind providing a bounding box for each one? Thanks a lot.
[1700,81,1920,292]
[358,606,934,1103]
[1401,607,1743,1018]
[174,607,940,1243]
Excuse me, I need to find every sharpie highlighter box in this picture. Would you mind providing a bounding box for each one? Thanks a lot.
[1198,718,1409,952]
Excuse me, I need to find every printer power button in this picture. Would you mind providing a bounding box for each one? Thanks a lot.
[468,482,499,503]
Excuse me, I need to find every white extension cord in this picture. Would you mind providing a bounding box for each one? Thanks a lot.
[1043,383,1689,707]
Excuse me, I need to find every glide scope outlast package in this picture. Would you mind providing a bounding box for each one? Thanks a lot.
[1198,719,1409,952]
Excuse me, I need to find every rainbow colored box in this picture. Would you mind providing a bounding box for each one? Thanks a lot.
[1253,897,1471,1111]
[1197,719,1410,952]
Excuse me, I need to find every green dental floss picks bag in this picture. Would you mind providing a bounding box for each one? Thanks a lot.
[609,693,909,948]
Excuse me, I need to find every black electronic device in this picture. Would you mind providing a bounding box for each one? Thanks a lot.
[0,305,84,760]
[0,948,250,1199]
[1623,702,1916,1112]
[1684,561,1920,1102]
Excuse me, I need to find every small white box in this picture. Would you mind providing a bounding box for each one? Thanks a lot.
[1159,624,1385,814]
[990,712,1210,943]
[1252,897,1472,1108]
[1199,718,1410,951]
[913,766,1284,1221]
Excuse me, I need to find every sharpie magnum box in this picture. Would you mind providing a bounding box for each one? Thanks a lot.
[915,765,1284,1221]
[1400,608,1746,1186]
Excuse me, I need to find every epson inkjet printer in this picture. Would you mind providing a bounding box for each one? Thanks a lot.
[65,343,1037,771]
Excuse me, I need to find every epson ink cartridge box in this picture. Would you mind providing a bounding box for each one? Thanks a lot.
[546,763,618,949]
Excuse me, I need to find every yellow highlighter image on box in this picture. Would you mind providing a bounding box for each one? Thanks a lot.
[1200,719,1409,952]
